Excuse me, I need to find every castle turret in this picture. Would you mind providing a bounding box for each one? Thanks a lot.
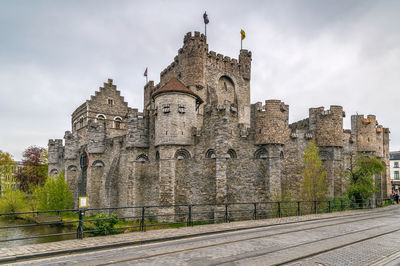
[254,100,289,145]
[160,32,208,89]
[48,139,63,164]
[239,49,252,81]
[143,81,154,111]
[153,78,202,146]
[351,114,378,153]
[48,139,64,176]
[87,120,106,153]
[126,108,149,148]
[64,131,79,160]
[252,100,289,200]
[309,106,344,147]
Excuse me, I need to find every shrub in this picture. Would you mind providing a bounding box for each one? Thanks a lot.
[0,187,27,215]
[85,213,121,236]
[35,173,73,211]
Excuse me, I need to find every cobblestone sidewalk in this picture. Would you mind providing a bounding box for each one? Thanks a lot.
[0,206,397,264]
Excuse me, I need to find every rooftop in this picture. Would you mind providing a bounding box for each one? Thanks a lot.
[152,78,203,104]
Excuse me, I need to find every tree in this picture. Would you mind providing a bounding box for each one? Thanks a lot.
[0,150,17,195]
[0,150,16,166]
[344,156,384,204]
[301,141,327,201]
[35,173,73,211]
[15,146,48,192]
[0,186,27,214]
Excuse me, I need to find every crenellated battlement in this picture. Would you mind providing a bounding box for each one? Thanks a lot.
[159,31,252,93]
[48,139,63,147]
[206,51,241,75]
[64,131,79,160]
[48,139,64,164]
[126,108,149,148]
[351,114,379,153]
[309,105,344,147]
[183,31,207,44]
[253,100,289,145]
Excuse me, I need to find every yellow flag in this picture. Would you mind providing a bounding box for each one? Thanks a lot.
[240,29,246,40]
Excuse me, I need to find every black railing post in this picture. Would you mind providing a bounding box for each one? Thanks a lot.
[314,200,317,214]
[77,209,84,239]
[297,201,300,216]
[224,204,229,223]
[253,203,257,220]
[328,200,331,213]
[278,202,281,218]
[187,205,192,226]
[140,207,146,232]
[341,199,344,211]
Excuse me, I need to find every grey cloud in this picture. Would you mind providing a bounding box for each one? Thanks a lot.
[0,0,399,159]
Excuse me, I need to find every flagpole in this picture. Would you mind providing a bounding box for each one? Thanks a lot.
[203,11,209,38]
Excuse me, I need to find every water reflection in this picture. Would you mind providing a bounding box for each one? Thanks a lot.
[0,217,76,248]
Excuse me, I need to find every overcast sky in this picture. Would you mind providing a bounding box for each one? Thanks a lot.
[0,0,399,160]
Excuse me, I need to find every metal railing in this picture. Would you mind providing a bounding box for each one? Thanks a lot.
[0,198,391,245]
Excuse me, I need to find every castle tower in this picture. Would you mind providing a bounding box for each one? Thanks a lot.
[153,77,202,146]
[239,49,252,81]
[87,120,106,153]
[254,100,289,145]
[48,139,64,176]
[125,108,149,148]
[309,106,344,197]
[253,100,289,200]
[152,77,203,218]
[309,106,344,147]
[351,114,378,153]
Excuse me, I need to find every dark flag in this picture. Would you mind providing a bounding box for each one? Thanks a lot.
[203,12,209,24]
[144,67,148,77]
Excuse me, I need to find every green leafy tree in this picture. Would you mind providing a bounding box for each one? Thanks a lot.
[0,186,27,214]
[0,150,16,166]
[0,150,17,196]
[344,156,384,204]
[301,141,327,201]
[36,173,73,211]
[15,146,48,192]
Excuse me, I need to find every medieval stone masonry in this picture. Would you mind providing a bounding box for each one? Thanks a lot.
[48,31,391,216]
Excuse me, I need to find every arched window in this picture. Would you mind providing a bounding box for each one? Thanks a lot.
[175,149,191,160]
[79,117,84,128]
[136,154,149,163]
[280,151,284,159]
[114,117,122,129]
[50,169,59,176]
[67,165,77,171]
[96,114,106,122]
[155,151,160,161]
[205,149,216,159]
[92,160,105,167]
[254,148,268,159]
[227,149,237,159]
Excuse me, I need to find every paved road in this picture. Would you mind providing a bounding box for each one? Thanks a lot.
[10,208,400,266]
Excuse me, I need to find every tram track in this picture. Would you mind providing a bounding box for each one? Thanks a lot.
[92,210,398,266]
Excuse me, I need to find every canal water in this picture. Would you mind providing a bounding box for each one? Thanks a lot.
[0,217,76,248]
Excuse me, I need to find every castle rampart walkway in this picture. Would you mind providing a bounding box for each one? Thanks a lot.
[2,205,400,265]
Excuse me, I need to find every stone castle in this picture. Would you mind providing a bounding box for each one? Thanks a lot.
[48,31,391,212]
